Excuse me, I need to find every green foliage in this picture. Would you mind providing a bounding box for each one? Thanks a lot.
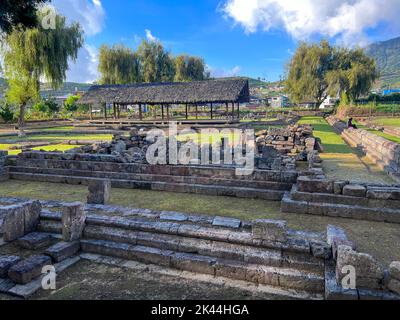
[0,0,50,34]
[1,7,83,127]
[0,102,15,123]
[98,45,141,84]
[285,40,378,106]
[98,40,208,85]
[32,98,60,115]
[174,55,207,82]
[63,95,80,112]
[136,39,175,83]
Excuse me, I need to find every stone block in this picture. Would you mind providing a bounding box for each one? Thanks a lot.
[170,253,216,275]
[24,201,42,234]
[87,180,111,205]
[8,255,52,285]
[0,205,25,242]
[310,240,332,259]
[343,185,367,198]
[252,219,287,242]
[297,176,333,194]
[388,279,400,295]
[17,232,54,250]
[212,216,241,229]
[389,261,400,281]
[327,225,355,260]
[336,245,384,290]
[0,256,21,278]
[367,187,400,200]
[333,181,349,195]
[45,241,80,262]
[159,211,187,222]
[61,202,86,241]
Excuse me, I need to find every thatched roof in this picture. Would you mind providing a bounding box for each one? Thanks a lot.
[78,78,250,105]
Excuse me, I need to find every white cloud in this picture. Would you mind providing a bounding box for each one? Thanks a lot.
[208,65,241,78]
[66,44,99,83]
[222,0,400,45]
[50,1,105,83]
[52,0,106,36]
[145,29,158,42]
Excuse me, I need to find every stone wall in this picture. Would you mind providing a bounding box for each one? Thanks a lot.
[0,151,9,181]
[325,225,400,300]
[327,116,400,180]
[282,175,400,223]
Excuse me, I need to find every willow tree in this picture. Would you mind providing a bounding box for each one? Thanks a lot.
[174,55,207,82]
[136,39,175,83]
[1,8,83,134]
[98,44,141,84]
[285,40,378,107]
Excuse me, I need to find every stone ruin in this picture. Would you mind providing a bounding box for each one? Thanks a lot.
[1,195,399,300]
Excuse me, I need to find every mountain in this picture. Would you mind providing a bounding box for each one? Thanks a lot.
[365,36,400,89]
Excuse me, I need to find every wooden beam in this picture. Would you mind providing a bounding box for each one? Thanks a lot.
[226,102,229,119]
[90,105,93,120]
[185,104,188,120]
[104,103,107,120]
[139,103,143,121]
[237,102,240,119]
[195,104,198,120]
[231,102,234,118]
[113,103,117,119]
[210,103,213,120]
[161,104,164,120]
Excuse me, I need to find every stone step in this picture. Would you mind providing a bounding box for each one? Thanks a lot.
[45,241,80,263]
[17,232,56,250]
[15,156,298,183]
[10,166,292,191]
[9,172,285,201]
[80,239,325,294]
[38,213,329,260]
[291,187,400,210]
[8,255,51,285]
[281,192,400,224]
[80,252,323,300]
[83,225,324,274]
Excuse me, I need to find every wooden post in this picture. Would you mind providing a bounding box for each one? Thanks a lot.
[167,104,170,120]
[161,104,164,120]
[90,105,93,120]
[231,102,234,118]
[210,103,213,120]
[185,104,188,120]
[104,103,107,120]
[226,102,229,119]
[195,104,198,120]
[139,103,143,121]
[117,104,121,119]
[113,103,117,119]
[237,102,240,119]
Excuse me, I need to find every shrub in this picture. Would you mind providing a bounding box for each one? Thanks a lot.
[64,95,80,112]
[0,103,15,123]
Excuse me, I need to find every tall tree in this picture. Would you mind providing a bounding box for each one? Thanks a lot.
[285,40,378,106]
[285,40,334,106]
[174,55,207,82]
[0,0,49,34]
[98,44,141,84]
[136,39,175,83]
[1,8,83,134]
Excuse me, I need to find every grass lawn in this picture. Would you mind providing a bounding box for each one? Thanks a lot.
[40,126,76,131]
[0,180,399,266]
[369,117,400,128]
[351,120,400,144]
[3,133,113,143]
[297,116,352,153]
[298,116,394,184]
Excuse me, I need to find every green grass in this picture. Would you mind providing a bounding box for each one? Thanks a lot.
[40,126,75,132]
[369,117,400,127]
[352,120,400,144]
[4,133,113,143]
[297,116,352,153]
[31,144,81,152]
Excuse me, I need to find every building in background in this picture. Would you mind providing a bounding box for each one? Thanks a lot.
[270,95,289,108]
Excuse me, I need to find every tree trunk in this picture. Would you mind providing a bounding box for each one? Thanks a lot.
[18,103,26,137]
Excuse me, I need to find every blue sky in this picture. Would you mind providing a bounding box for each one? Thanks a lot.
[51,0,400,83]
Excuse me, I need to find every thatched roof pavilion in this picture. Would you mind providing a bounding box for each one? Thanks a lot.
[78,78,249,122]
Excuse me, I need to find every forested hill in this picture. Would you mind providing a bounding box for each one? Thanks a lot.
[365,36,400,89]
